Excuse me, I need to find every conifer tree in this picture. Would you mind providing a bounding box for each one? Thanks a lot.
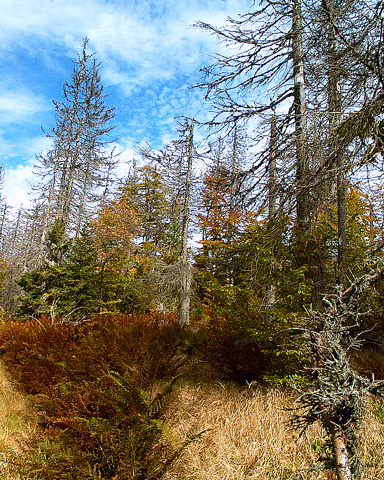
[34,38,116,258]
[140,119,197,324]
[196,0,310,232]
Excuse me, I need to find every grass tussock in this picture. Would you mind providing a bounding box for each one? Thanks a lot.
[162,379,384,480]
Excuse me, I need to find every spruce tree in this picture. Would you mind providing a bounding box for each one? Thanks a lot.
[34,38,116,261]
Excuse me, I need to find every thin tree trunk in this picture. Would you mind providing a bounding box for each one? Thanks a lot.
[75,159,91,238]
[0,203,9,251]
[228,125,241,285]
[325,0,346,286]
[178,119,194,326]
[327,422,353,480]
[60,114,87,230]
[265,116,278,311]
[10,208,23,255]
[337,172,347,285]
[229,124,240,219]
[38,154,60,264]
[292,0,310,235]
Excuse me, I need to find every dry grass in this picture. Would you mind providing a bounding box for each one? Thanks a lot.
[163,376,384,480]
[0,357,382,480]
[0,362,35,479]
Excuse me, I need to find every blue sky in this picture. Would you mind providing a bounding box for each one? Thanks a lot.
[0,0,250,208]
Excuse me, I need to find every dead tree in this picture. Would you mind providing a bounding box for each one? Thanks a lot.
[265,116,278,311]
[178,119,194,326]
[292,262,384,480]
[34,38,115,252]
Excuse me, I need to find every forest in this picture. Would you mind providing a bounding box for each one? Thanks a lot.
[0,1,384,479]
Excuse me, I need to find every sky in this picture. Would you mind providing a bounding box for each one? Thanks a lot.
[0,0,250,210]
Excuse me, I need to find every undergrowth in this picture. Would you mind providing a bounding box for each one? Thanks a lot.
[189,311,304,384]
[1,311,384,479]
[0,313,189,479]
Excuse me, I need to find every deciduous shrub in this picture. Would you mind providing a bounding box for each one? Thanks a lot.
[189,314,269,383]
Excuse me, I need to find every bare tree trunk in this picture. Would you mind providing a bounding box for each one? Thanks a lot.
[292,0,310,235]
[98,153,117,210]
[228,124,242,285]
[322,0,347,286]
[265,116,278,311]
[178,119,194,327]
[337,172,347,285]
[75,160,91,238]
[0,203,9,251]
[59,114,86,230]
[329,423,353,480]
[38,154,60,264]
[10,208,22,253]
[229,124,240,219]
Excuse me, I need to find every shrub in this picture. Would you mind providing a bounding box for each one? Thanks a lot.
[190,314,270,383]
[190,310,304,384]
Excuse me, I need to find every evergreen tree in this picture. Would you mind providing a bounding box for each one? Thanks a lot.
[140,119,197,324]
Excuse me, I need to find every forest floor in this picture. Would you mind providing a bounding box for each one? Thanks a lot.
[0,360,384,479]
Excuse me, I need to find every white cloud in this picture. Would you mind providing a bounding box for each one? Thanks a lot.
[0,88,50,125]
[0,0,252,214]
[0,131,52,165]
[0,0,249,89]
[1,135,52,209]
[2,161,36,209]
[24,136,53,158]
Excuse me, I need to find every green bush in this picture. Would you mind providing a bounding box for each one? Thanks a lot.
[190,311,305,384]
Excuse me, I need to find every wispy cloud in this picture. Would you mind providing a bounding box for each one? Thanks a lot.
[0,87,50,125]
[0,0,250,209]
[0,0,248,88]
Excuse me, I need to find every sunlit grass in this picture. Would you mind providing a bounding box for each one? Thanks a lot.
[0,362,35,479]
[163,377,384,480]
[0,356,383,479]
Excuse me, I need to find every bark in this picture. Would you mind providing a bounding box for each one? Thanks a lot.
[38,151,60,264]
[337,172,347,285]
[324,0,347,286]
[0,203,9,250]
[268,116,278,219]
[178,119,194,326]
[329,422,353,480]
[179,260,192,327]
[74,158,91,238]
[292,0,310,235]
[265,284,276,313]
[229,124,240,222]
[265,116,278,311]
